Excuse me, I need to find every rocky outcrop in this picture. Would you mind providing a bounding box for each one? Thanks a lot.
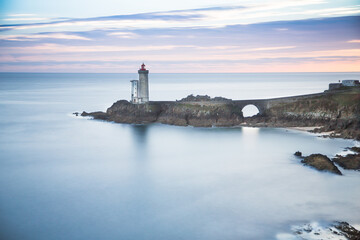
[287,221,360,240]
[349,147,360,153]
[301,154,342,175]
[295,147,360,173]
[82,88,360,139]
[332,150,360,171]
[294,151,302,157]
[105,100,162,124]
[81,111,108,120]
[156,102,243,127]
[311,120,360,140]
[179,94,232,102]
[83,98,244,127]
[335,221,360,240]
[246,88,360,140]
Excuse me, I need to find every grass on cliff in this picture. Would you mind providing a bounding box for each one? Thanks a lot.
[331,88,360,106]
[272,88,360,114]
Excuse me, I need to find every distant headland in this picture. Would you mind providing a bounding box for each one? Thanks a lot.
[80,64,360,140]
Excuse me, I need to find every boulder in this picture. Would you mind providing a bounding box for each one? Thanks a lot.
[294,151,302,157]
[81,111,108,120]
[349,146,360,153]
[332,153,360,170]
[301,154,342,175]
[334,222,360,240]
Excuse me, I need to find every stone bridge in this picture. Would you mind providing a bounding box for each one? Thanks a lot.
[153,92,327,117]
[233,92,326,116]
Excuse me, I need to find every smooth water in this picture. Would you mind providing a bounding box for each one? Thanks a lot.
[0,73,360,240]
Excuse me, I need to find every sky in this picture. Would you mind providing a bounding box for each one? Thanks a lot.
[0,0,359,73]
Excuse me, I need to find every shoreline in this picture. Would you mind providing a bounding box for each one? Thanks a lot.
[82,88,360,140]
[286,126,320,132]
[285,126,336,138]
[80,113,358,143]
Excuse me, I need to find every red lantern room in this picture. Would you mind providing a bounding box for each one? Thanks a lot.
[140,63,146,71]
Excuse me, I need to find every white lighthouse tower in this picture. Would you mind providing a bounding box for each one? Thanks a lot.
[130,63,149,104]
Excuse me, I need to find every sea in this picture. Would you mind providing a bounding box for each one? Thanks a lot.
[0,72,360,240]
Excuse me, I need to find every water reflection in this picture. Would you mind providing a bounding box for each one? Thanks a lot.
[241,126,259,136]
[130,124,149,158]
[131,124,149,146]
[240,126,259,146]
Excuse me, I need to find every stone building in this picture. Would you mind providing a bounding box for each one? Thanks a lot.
[130,63,149,104]
[328,79,360,90]
[342,80,360,86]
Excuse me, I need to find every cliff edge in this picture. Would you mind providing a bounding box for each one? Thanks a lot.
[82,89,360,140]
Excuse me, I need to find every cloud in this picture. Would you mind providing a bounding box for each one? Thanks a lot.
[1,58,359,73]
[1,1,358,34]
[0,33,91,41]
[4,18,48,21]
[295,7,360,16]
[1,44,358,63]
[247,46,296,51]
[1,43,195,53]
[107,32,138,38]
[7,14,37,17]
[0,13,359,73]
[0,26,13,31]
[0,10,203,32]
[192,46,296,51]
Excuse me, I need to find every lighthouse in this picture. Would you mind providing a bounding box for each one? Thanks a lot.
[130,63,149,104]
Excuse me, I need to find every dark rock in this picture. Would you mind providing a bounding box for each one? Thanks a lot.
[332,153,360,170]
[294,151,302,157]
[334,222,360,240]
[156,102,243,127]
[291,221,360,239]
[73,112,79,116]
[81,111,89,116]
[81,111,108,120]
[106,101,162,124]
[301,154,342,175]
[83,99,244,127]
[349,147,360,153]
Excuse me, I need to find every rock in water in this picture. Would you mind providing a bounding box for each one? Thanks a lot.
[81,111,108,120]
[334,222,360,240]
[294,151,302,157]
[332,153,360,170]
[285,221,360,240]
[301,154,342,175]
[82,99,244,127]
[349,146,360,153]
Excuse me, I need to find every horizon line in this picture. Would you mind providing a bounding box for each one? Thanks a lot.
[1,71,360,74]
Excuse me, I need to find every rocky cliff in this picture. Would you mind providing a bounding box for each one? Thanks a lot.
[82,88,360,139]
[245,88,360,139]
[82,96,244,127]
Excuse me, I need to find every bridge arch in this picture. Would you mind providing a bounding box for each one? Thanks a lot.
[233,100,267,117]
[242,104,260,117]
